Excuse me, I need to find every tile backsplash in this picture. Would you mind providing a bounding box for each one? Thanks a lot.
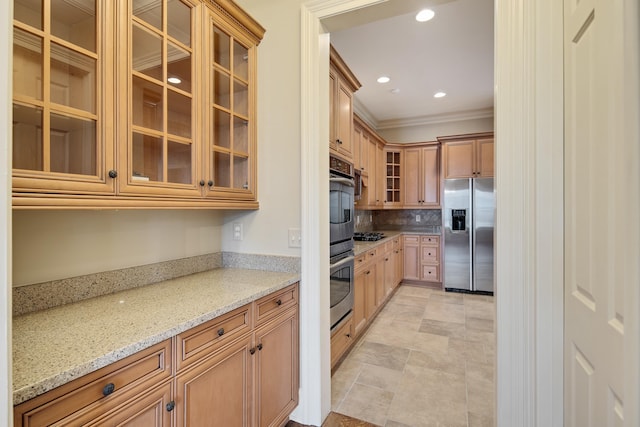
[356,209,442,233]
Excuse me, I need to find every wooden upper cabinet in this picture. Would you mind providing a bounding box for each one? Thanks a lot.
[329,46,360,163]
[383,149,402,207]
[12,0,265,209]
[440,133,494,179]
[12,0,115,195]
[402,144,440,208]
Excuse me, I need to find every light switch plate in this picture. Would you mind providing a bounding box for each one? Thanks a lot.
[288,228,301,247]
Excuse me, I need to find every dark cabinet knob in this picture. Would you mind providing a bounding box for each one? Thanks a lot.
[276,299,282,306]
[217,328,225,337]
[366,270,371,275]
[250,347,256,355]
[199,180,205,187]
[102,382,116,396]
[108,170,117,179]
[166,401,175,412]
[257,343,263,351]
[346,333,351,338]
[208,180,214,187]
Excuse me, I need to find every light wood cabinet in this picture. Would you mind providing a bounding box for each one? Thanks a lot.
[403,234,441,284]
[403,144,440,208]
[15,284,299,427]
[329,46,360,163]
[440,134,494,179]
[383,149,402,207]
[393,237,403,288]
[330,313,354,368]
[12,0,265,209]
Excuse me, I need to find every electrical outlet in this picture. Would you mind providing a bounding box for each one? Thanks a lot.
[416,214,421,222]
[288,228,301,247]
[233,222,243,241]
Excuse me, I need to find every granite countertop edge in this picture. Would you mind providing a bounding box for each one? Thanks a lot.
[12,268,300,405]
[353,230,441,256]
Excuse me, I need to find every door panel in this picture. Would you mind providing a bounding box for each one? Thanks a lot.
[564,0,635,425]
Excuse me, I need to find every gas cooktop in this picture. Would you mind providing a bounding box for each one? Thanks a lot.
[353,232,385,242]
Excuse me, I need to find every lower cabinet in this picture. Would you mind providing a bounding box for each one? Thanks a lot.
[14,284,299,427]
[403,234,442,284]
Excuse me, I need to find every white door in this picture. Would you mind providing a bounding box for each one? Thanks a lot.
[564,0,640,425]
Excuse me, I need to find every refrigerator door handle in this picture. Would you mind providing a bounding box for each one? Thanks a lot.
[469,178,475,291]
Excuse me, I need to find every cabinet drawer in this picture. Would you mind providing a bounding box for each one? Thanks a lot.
[421,265,440,282]
[330,314,354,368]
[354,253,367,272]
[14,340,172,427]
[421,235,440,246]
[404,235,420,244]
[421,246,440,263]
[175,304,252,372]
[254,283,299,326]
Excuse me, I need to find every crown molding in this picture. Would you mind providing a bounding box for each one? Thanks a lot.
[375,107,495,130]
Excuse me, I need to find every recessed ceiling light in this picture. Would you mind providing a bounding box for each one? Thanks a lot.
[168,77,181,84]
[377,76,390,84]
[390,88,400,94]
[416,9,435,22]
[434,91,447,98]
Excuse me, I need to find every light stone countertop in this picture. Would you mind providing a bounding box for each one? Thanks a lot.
[12,268,299,405]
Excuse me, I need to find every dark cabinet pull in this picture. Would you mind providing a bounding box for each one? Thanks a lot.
[346,333,351,338]
[250,347,256,355]
[108,170,117,179]
[199,180,205,187]
[217,328,225,337]
[257,343,263,351]
[208,180,214,187]
[385,258,389,261]
[366,270,371,275]
[276,299,282,306]
[102,382,115,396]
[166,401,175,412]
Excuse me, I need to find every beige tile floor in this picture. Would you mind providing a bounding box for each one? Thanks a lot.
[331,285,495,427]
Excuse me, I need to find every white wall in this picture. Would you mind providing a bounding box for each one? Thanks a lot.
[378,116,494,143]
[13,210,224,286]
[1,0,11,424]
[222,0,303,257]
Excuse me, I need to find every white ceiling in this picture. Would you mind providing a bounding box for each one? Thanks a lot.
[323,0,494,129]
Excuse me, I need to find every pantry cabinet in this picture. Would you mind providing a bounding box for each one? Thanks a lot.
[14,284,299,427]
[329,46,360,163]
[440,133,494,179]
[12,0,265,209]
[403,144,440,208]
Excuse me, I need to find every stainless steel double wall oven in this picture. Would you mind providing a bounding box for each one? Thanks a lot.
[329,155,355,330]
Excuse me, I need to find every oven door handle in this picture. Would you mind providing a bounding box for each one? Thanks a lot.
[330,255,355,271]
[330,177,354,187]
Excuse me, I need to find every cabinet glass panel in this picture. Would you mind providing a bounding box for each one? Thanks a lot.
[233,79,248,117]
[167,0,191,47]
[128,0,195,188]
[212,26,230,69]
[14,0,43,30]
[132,132,163,182]
[233,40,248,80]
[233,117,248,153]
[213,151,231,187]
[51,0,96,52]
[213,110,230,149]
[132,24,162,81]
[132,76,163,131]
[12,104,43,171]
[133,0,162,30]
[167,43,191,92]
[167,90,191,138]
[233,156,248,189]
[212,69,230,108]
[168,140,191,184]
[50,113,96,175]
[50,42,96,113]
[13,28,43,100]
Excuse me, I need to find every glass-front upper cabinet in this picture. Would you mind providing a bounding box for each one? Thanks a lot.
[206,11,260,200]
[118,0,200,197]
[12,0,115,195]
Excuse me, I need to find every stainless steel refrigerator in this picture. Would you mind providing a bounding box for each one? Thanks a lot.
[443,178,495,293]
